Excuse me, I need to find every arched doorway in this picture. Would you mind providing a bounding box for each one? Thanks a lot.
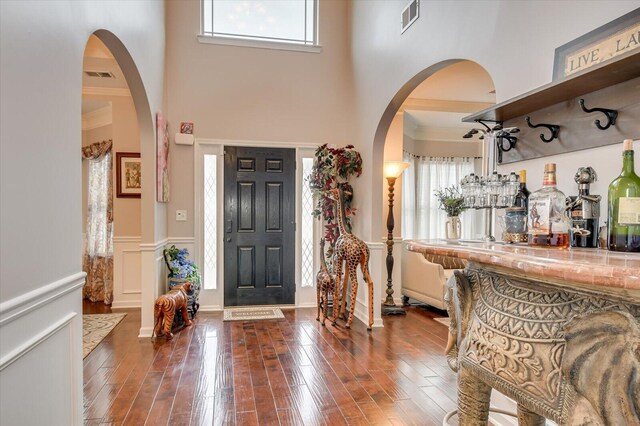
[81,30,157,336]
[374,60,495,308]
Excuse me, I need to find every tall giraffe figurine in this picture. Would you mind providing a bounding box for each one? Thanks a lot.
[327,188,374,330]
[316,238,335,325]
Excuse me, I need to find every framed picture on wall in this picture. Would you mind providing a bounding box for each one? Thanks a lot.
[116,152,141,198]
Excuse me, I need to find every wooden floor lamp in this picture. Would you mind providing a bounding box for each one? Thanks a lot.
[382,161,410,316]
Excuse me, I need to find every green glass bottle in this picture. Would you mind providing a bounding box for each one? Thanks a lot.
[608,139,640,252]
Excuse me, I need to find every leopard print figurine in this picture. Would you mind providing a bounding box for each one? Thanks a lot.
[153,282,193,339]
[316,238,335,326]
[327,188,374,330]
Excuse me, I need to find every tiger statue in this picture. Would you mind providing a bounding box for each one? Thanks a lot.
[153,282,193,339]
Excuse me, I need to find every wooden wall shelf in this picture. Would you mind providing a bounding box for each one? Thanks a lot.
[463,49,640,123]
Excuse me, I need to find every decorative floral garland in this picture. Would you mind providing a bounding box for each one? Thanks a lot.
[307,144,362,259]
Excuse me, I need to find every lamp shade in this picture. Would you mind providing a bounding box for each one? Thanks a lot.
[384,161,410,179]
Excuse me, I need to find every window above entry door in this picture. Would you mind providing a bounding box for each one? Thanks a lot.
[199,0,322,53]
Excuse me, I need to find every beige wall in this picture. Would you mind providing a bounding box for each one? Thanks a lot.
[81,96,141,236]
[164,0,353,238]
[90,97,141,237]
[0,1,165,422]
[1,0,165,301]
[404,135,482,158]
[349,0,639,241]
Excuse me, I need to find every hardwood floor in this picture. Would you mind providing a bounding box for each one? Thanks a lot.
[83,302,458,425]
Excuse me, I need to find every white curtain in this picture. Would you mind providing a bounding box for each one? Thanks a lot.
[402,152,475,240]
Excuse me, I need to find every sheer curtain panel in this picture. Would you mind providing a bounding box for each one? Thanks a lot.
[402,152,475,240]
[82,140,114,304]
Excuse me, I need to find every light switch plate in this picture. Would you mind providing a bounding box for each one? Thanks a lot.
[176,210,187,221]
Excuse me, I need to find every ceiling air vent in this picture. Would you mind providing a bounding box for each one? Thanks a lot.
[84,70,116,78]
[401,0,419,34]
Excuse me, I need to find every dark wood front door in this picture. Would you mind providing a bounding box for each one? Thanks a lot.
[224,146,296,306]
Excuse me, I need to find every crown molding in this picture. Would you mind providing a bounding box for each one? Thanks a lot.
[82,104,112,131]
[82,86,131,97]
[401,98,494,114]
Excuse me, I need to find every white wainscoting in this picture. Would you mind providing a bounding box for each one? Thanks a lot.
[112,236,141,308]
[0,273,84,425]
[352,241,384,328]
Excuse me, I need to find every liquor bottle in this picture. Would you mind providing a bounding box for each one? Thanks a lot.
[527,163,570,248]
[567,167,600,248]
[514,170,530,209]
[607,139,640,252]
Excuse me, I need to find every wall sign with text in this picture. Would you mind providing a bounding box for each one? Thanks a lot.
[553,8,640,80]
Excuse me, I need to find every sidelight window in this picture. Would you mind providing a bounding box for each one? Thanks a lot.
[300,157,314,287]
[203,154,218,290]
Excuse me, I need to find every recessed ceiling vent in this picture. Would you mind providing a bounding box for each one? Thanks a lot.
[401,0,419,34]
[84,70,116,78]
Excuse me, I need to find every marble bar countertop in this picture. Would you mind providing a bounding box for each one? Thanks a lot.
[405,239,640,301]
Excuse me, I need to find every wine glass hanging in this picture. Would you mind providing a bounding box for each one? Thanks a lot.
[460,171,520,210]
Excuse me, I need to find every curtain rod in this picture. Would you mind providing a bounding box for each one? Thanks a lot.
[403,151,482,161]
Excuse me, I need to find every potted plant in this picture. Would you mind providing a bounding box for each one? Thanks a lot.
[434,186,467,239]
[163,245,200,322]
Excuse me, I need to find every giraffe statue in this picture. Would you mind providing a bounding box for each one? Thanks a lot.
[316,238,335,326]
[327,188,374,330]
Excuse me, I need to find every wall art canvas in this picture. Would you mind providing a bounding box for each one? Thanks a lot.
[116,152,141,198]
[157,112,170,202]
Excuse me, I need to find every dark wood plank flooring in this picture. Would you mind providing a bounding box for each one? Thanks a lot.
[83,301,458,425]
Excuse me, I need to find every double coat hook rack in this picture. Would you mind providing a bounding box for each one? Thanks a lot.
[578,98,618,130]
[525,116,560,143]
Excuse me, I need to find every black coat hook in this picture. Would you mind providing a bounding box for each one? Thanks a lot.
[525,116,560,143]
[578,99,618,130]
[496,135,517,164]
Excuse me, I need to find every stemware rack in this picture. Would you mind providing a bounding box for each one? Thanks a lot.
[460,171,521,241]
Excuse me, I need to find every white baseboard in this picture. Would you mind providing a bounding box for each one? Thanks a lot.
[110,300,141,309]
[138,326,153,338]
[198,305,223,312]
[354,298,384,328]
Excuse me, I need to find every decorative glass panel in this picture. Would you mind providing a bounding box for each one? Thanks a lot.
[301,157,314,287]
[204,154,217,290]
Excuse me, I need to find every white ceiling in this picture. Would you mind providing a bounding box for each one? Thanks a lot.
[82,35,129,92]
[82,99,111,115]
[84,36,114,59]
[404,110,477,128]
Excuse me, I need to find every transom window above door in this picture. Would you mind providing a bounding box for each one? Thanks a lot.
[200,0,319,52]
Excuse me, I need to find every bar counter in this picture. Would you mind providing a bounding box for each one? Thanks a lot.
[405,239,640,425]
[405,239,640,302]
